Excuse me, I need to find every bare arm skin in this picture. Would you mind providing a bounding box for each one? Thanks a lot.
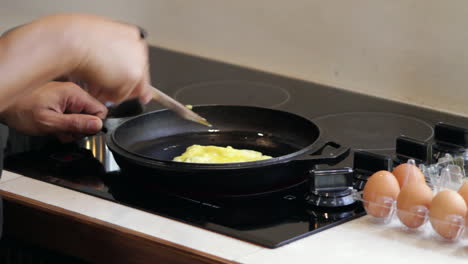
[0,13,153,140]
[0,13,152,112]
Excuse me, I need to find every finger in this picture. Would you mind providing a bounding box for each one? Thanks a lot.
[88,79,135,104]
[133,65,152,105]
[129,43,151,104]
[1,23,27,37]
[38,110,104,135]
[114,22,147,40]
[107,40,149,103]
[61,82,108,119]
[141,46,153,104]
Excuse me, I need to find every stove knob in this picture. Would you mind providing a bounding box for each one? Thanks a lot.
[433,122,468,163]
[307,188,355,208]
[353,151,393,191]
[395,136,431,165]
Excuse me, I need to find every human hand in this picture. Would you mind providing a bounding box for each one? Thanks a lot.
[1,13,152,106]
[0,81,108,142]
[59,14,153,104]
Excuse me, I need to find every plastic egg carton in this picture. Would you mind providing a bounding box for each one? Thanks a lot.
[354,191,466,242]
[420,153,466,192]
[354,155,468,242]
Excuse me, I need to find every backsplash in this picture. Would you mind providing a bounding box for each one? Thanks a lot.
[2,0,468,117]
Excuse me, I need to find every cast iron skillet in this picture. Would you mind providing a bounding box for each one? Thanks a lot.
[105,105,349,194]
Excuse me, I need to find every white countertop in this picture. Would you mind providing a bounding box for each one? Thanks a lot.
[1,170,467,264]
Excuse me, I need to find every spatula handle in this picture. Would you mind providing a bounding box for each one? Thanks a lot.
[150,86,211,127]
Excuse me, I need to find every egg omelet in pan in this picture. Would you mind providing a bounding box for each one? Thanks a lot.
[173,145,272,163]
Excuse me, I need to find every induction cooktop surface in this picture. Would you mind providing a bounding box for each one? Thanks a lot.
[4,46,468,248]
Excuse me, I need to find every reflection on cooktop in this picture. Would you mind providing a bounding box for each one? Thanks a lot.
[3,137,364,248]
[313,112,434,151]
[173,80,291,108]
[6,45,466,249]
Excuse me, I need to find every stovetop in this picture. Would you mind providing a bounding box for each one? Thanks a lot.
[3,46,468,248]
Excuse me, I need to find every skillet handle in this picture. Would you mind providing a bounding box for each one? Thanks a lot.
[293,141,350,165]
[101,98,145,134]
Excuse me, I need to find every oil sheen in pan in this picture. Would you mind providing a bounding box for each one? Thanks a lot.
[127,131,301,161]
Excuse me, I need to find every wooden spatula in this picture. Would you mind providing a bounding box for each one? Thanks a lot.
[150,86,211,127]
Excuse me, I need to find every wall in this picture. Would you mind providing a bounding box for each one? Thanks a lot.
[1,0,468,117]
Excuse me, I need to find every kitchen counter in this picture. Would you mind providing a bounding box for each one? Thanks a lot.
[1,170,468,264]
[3,16,468,263]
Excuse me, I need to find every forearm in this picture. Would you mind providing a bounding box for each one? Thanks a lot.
[0,17,80,112]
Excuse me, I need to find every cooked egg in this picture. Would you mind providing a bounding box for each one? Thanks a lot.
[392,163,426,188]
[397,182,433,228]
[363,170,400,218]
[429,190,467,240]
[173,145,272,163]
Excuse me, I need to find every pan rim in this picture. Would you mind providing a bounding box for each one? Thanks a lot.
[107,105,323,169]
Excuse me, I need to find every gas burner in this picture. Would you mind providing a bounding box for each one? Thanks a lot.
[173,80,290,108]
[313,112,433,153]
[306,168,356,208]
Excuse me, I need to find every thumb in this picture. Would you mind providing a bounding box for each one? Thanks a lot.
[42,111,103,135]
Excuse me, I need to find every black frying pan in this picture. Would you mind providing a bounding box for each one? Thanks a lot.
[105,105,348,194]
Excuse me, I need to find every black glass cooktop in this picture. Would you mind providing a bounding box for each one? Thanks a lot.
[3,136,366,248]
[3,46,468,248]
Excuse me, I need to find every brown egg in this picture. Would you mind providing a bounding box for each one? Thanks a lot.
[363,170,400,218]
[429,190,467,239]
[457,182,468,227]
[458,182,468,206]
[397,182,433,228]
[392,163,425,188]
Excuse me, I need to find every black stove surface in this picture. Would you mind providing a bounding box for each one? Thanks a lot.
[3,139,365,248]
[4,46,468,248]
